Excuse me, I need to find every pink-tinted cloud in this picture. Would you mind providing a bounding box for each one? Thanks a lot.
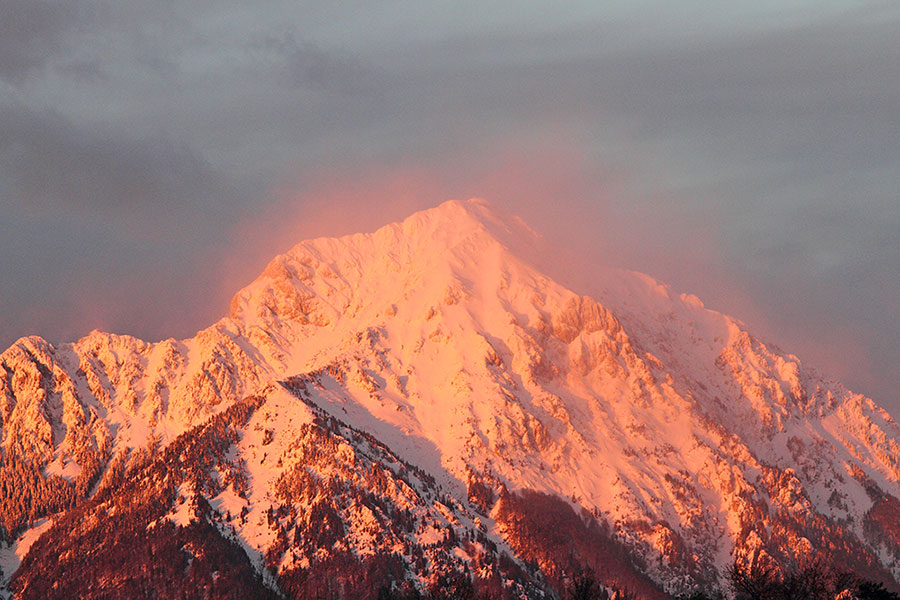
[210,139,896,413]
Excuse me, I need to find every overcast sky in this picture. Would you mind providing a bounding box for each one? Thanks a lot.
[1,1,898,413]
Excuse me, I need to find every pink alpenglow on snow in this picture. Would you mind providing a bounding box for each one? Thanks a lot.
[2,199,900,598]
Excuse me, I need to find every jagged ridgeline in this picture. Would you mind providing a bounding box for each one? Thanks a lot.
[3,200,900,599]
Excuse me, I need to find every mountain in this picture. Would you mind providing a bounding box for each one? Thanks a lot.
[2,199,900,599]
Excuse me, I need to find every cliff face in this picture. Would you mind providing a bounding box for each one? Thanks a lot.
[2,199,899,598]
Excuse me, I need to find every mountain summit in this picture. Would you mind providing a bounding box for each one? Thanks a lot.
[2,199,900,598]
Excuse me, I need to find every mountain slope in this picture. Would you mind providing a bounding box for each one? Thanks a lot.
[2,199,900,597]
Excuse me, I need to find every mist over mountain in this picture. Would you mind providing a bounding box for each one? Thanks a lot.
[2,200,899,599]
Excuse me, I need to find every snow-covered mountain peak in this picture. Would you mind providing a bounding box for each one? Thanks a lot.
[5,199,900,597]
[215,199,900,587]
[226,198,548,338]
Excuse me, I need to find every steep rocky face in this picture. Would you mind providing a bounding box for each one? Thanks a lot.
[0,324,270,543]
[9,384,551,599]
[2,199,899,598]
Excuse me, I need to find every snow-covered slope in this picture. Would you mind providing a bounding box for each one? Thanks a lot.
[2,199,900,597]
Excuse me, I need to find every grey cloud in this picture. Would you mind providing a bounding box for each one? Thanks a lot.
[0,104,219,217]
[0,0,90,83]
[248,32,382,95]
[56,60,108,83]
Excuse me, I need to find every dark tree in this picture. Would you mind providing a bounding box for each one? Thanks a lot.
[426,571,476,600]
[856,580,900,600]
[727,558,897,600]
[568,571,608,600]
[727,561,779,600]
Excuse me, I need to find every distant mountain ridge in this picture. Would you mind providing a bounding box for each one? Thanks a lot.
[2,199,900,598]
